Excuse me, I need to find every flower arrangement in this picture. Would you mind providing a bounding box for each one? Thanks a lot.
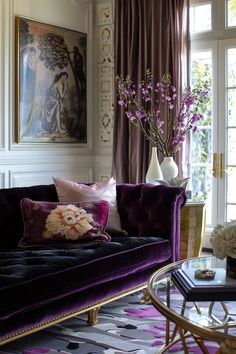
[116,69,210,157]
[44,204,93,240]
[210,220,236,259]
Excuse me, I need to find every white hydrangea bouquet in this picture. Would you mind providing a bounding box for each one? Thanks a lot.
[210,220,236,260]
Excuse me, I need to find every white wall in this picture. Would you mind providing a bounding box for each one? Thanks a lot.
[0,0,114,188]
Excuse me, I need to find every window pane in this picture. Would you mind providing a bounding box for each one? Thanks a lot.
[227,167,236,203]
[228,89,236,125]
[191,49,212,227]
[191,52,212,124]
[228,128,236,164]
[227,0,236,27]
[191,165,212,202]
[190,4,212,33]
[227,204,236,221]
[227,48,236,87]
[192,128,212,164]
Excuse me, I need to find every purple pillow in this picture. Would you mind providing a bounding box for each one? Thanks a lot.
[19,198,110,247]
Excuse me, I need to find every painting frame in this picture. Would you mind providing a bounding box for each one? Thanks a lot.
[15,16,87,144]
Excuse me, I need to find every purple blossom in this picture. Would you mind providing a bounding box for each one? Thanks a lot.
[136,111,146,119]
[156,119,164,129]
[191,113,203,122]
[116,69,210,156]
[183,96,198,105]
[126,112,136,121]
[118,99,125,106]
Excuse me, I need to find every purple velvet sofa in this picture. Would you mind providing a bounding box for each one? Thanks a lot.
[0,182,186,345]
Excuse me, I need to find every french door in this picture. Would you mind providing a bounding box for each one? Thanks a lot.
[190,38,236,233]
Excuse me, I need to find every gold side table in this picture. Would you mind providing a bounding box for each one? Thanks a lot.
[180,202,206,260]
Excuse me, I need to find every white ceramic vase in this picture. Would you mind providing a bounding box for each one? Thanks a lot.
[145,147,163,184]
[160,157,178,181]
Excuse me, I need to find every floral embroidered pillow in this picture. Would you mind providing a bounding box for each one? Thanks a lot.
[19,198,110,247]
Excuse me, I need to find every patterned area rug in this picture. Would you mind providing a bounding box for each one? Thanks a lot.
[1,291,220,354]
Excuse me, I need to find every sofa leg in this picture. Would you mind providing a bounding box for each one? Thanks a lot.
[87,307,100,325]
[143,289,152,303]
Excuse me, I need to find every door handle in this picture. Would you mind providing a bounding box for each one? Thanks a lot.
[212,153,218,178]
[219,153,226,178]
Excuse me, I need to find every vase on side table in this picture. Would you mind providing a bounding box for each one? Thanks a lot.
[145,147,163,184]
[161,156,178,181]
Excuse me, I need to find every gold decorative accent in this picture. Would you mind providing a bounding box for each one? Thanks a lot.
[213,152,219,178]
[180,202,206,260]
[87,307,100,325]
[195,269,215,279]
[15,17,20,144]
[219,153,224,179]
[142,289,152,303]
[148,257,236,352]
[0,283,147,345]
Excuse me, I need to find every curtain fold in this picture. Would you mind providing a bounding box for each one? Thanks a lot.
[112,0,190,183]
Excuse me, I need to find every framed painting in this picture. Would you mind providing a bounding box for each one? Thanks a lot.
[15,16,87,143]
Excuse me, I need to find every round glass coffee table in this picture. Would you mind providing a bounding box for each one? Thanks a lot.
[148,256,236,353]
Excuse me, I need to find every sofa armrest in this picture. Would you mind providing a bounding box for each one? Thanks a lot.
[116,183,186,262]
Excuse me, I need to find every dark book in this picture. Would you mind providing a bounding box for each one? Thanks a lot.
[171,268,236,301]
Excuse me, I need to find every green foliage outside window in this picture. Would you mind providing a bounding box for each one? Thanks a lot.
[191,59,212,201]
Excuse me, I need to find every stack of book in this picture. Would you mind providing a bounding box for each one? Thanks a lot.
[171,268,236,301]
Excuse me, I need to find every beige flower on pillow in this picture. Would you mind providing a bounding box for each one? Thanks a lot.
[43,204,93,240]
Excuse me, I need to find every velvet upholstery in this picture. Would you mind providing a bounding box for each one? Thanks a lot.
[0,183,186,344]
[19,198,110,246]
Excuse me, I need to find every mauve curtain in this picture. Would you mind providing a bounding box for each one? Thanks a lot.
[112,0,190,183]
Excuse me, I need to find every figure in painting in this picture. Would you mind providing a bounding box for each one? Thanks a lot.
[20,47,37,104]
[18,18,87,143]
[41,71,69,137]
[19,46,39,138]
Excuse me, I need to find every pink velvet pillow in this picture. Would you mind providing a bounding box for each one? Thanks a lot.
[53,176,122,232]
[19,198,110,247]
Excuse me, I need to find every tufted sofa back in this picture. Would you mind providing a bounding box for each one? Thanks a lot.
[116,183,185,237]
[0,183,186,249]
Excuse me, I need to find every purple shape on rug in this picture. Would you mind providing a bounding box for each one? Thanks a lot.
[143,328,164,338]
[23,348,51,354]
[189,344,219,353]
[125,307,161,318]
[168,344,183,352]
[152,340,165,346]
[152,324,167,330]
[165,342,219,353]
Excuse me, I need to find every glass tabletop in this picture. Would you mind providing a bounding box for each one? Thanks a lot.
[148,256,236,344]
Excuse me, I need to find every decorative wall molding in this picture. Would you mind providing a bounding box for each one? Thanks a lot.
[93,154,112,181]
[10,167,93,187]
[0,172,7,188]
[0,154,94,165]
[96,1,114,146]
[0,0,114,188]
[97,1,113,25]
